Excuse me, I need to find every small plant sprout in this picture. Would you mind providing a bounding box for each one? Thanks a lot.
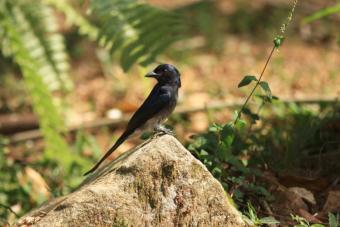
[234,0,299,125]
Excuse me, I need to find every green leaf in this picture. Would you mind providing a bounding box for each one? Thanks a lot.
[228,156,249,173]
[211,167,222,177]
[251,114,260,121]
[199,150,209,157]
[329,212,339,227]
[221,123,235,148]
[274,35,285,48]
[246,202,257,221]
[259,81,272,99]
[291,214,309,226]
[241,108,252,115]
[238,75,258,88]
[259,216,280,224]
[234,118,247,131]
[241,108,260,122]
[208,123,223,132]
[303,4,340,24]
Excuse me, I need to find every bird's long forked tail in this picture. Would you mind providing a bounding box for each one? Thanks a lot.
[83,130,133,176]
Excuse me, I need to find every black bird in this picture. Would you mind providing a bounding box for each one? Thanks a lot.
[84,64,181,176]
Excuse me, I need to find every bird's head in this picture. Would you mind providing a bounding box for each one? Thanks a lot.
[145,64,181,87]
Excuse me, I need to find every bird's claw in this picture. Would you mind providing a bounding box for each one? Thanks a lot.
[154,126,175,136]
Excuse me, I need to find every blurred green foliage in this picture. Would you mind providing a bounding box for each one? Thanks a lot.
[187,115,272,205]
[91,0,186,71]
[259,102,340,175]
[188,100,340,209]
[0,0,77,172]
[303,4,340,24]
[0,131,101,222]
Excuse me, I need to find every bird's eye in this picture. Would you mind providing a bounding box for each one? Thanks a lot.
[163,69,168,72]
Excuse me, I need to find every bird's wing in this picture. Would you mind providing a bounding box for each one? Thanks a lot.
[126,85,172,130]
[83,85,172,176]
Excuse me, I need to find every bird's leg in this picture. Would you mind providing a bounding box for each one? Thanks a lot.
[154,124,175,136]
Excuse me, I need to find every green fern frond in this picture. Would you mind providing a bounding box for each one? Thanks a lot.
[19,0,72,92]
[0,2,87,172]
[90,0,186,71]
[42,0,98,41]
[1,0,72,92]
[43,0,186,71]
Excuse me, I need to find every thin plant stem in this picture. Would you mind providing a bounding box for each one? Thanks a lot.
[233,0,299,125]
[234,45,276,125]
[0,203,19,218]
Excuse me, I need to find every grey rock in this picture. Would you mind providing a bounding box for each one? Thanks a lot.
[16,135,245,227]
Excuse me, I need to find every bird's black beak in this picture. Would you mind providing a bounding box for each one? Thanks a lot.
[145,71,160,78]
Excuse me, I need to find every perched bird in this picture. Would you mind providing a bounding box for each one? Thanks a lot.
[84,64,181,176]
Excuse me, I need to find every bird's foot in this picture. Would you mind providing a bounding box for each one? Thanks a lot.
[154,125,175,136]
